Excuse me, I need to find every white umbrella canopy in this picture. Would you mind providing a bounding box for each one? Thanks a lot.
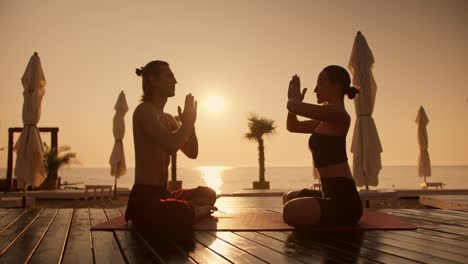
[416,106,431,182]
[109,91,128,178]
[14,52,46,188]
[349,32,383,189]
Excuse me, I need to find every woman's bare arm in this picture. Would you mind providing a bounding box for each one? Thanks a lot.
[287,99,346,122]
[287,112,321,133]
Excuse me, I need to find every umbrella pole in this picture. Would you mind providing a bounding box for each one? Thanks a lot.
[114,168,118,200]
[114,176,118,200]
[364,171,370,208]
[423,175,427,183]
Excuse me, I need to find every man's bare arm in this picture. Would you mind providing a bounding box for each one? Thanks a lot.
[135,103,192,154]
[181,127,198,159]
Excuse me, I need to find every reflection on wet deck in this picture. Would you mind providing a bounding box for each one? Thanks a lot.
[0,197,467,263]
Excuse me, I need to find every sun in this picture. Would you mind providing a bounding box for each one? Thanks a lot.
[204,95,225,113]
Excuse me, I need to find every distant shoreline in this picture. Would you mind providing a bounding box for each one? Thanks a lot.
[2,165,468,170]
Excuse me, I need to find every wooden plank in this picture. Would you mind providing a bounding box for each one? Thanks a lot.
[326,233,421,264]
[114,231,164,264]
[412,209,468,220]
[103,209,163,264]
[391,215,468,241]
[62,208,93,264]
[420,195,468,210]
[29,208,73,264]
[389,229,468,249]
[140,233,195,264]
[376,230,468,256]
[189,241,231,263]
[400,208,468,219]
[0,208,42,255]
[195,231,265,264]
[0,209,57,263]
[389,209,468,228]
[266,231,417,264]
[261,231,355,264]
[363,231,467,263]
[0,209,11,217]
[384,210,468,236]
[89,208,126,264]
[237,231,343,264]
[106,208,195,263]
[103,208,122,219]
[444,209,468,217]
[395,209,468,226]
[212,231,304,264]
[357,236,454,264]
[0,209,27,232]
[414,228,468,242]
[385,210,468,237]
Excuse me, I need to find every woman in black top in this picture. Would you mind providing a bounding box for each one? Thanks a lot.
[283,65,363,227]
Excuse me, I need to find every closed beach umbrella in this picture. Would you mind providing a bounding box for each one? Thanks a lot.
[14,52,46,207]
[349,32,383,189]
[416,106,431,182]
[109,91,128,199]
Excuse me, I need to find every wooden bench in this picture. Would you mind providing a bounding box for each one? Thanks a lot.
[420,182,444,190]
[312,183,322,191]
[0,197,36,208]
[84,185,113,201]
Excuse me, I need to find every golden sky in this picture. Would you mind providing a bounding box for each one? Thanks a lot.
[0,0,467,167]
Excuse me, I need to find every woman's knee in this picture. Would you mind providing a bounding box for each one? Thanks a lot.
[283,190,301,204]
[283,198,321,226]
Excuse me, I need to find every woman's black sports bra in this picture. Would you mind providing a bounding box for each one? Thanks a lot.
[309,132,348,168]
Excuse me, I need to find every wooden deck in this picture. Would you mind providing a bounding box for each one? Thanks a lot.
[1,197,468,263]
[420,195,468,210]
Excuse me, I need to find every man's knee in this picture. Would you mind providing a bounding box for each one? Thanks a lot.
[193,186,217,205]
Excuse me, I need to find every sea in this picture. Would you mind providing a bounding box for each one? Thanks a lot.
[2,166,467,194]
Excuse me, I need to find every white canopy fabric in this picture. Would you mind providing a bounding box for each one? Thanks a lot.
[416,106,431,180]
[109,91,128,177]
[14,52,46,187]
[349,32,383,188]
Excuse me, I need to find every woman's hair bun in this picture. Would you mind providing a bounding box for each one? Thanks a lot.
[345,86,359,99]
[135,67,144,77]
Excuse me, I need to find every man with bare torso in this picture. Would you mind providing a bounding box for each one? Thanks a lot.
[125,60,217,232]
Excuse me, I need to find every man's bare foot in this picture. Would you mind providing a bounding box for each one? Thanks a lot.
[193,204,218,221]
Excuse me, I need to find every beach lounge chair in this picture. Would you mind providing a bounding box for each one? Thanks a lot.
[420,182,444,190]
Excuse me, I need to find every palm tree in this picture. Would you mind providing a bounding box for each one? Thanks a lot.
[41,143,78,189]
[244,113,276,189]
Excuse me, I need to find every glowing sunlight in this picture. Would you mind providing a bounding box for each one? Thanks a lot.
[204,95,225,113]
[196,166,228,194]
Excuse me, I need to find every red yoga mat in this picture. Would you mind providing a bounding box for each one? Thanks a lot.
[91,211,416,231]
